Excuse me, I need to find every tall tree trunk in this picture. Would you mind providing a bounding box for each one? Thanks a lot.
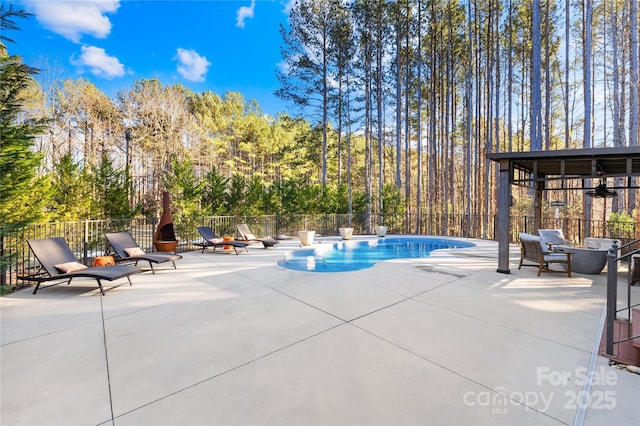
[508,0,514,152]
[322,31,328,186]
[347,72,353,222]
[630,0,639,210]
[564,0,570,149]
[377,3,384,222]
[395,11,402,189]
[584,0,593,232]
[611,0,623,211]
[404,3,411,233]
[465,0,473,237]
[445,1,453,231]
[544,0,551,150]
[365,71,373,230]
[531,0,542,151]
[415,0,422,234]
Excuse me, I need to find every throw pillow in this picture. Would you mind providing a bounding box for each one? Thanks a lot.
[54,261,88,273]
[124,247,145,256]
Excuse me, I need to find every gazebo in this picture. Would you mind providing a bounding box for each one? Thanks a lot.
[487,146,640,274]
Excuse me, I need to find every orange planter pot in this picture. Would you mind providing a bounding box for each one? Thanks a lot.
[93,256,115,267]
[223,236,234,250]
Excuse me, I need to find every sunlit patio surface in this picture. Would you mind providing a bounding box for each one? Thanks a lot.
[1,236,639,425]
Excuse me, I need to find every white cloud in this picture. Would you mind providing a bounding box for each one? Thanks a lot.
[276,58,291,75]
[236,0,256,28]
[283,0,296,15]
[71,45,125,79]
[26,0,120,43]
[175,48,211,82]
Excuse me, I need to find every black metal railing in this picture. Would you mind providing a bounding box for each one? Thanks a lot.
[2,214,639,288]
[604,239,640,358]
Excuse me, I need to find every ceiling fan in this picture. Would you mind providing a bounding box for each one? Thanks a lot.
[586,179,617,198]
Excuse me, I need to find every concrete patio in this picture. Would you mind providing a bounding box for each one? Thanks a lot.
[1,236,639,425]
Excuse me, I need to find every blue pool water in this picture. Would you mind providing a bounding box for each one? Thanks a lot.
[278,236,474,272]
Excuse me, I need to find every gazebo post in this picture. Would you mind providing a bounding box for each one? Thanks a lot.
[497,159,511,273]
[534,176,544,233]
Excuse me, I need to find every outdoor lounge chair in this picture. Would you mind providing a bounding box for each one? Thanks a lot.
[195,226,249,255]
[518,232,572,277]
[19,237,142,295]
[105,231,182,273]
[537,229,568,250]
[236,223,279,248]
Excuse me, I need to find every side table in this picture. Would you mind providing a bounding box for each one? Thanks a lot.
[93,256,115,267]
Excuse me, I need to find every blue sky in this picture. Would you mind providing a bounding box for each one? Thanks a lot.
[11,0,293,116]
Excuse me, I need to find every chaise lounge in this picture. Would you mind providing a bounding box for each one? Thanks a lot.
[19,237,142,295]
[236,223,279,248]
[105,231,182,273]
[195,226,249,255]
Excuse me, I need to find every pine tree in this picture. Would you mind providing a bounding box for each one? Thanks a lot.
[162,157,204,241]
[0,5,46,224]
[201,168,229,215]
[92,155,131,219]
[50,153,92,221]
[275,0,339,186]
[0,4,47,291]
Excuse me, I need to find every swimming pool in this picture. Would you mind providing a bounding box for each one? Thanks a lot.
[278,236,475,272]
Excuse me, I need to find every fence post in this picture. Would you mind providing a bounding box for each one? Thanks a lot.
[0,226,5,287]
[152,216,157,250]
[83,219,89,265]
[605,240,619,356]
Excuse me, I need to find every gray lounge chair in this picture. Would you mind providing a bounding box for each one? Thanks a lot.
[195,226,249,255]
[19,237,142,295]
[236,223,279,248]
[105,231,182,273]
[518,233,572,277]
[537,229,568,250]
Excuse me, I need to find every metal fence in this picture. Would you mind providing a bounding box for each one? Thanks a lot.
[2,213,639,287]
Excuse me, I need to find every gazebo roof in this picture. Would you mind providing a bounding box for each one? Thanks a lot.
[487,147,640,188]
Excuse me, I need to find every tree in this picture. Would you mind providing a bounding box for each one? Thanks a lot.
[163,157,203,217]
[269,114,315,181]
[0,3,49,292]
[583,0,593,230]
[91,155,131,219]
[236,104,273,177]
[163,157,204,241]
[0,4,48,226]
[225,173,247,215]
[243,175,266,215]
[201,168,229,215]
[329,1,356,187]
[50,153,92,220]
[352,0,376,230]
[276,0,339,186]
[629,0,639,210]
[55,78,121,169]
[530,0,542,151]
[116,79,198,194]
